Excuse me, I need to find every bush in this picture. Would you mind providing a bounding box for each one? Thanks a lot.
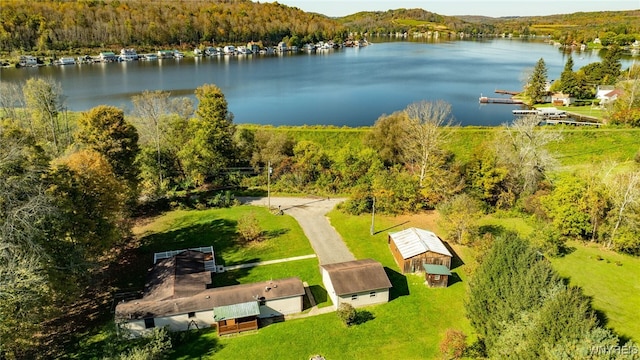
[439,329,467,359]
[237,211,263,242]
[337,303,357,326]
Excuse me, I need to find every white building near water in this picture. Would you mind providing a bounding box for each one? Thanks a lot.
[321,259,392,309]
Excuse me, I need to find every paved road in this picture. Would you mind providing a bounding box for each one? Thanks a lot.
[239,197,355,265]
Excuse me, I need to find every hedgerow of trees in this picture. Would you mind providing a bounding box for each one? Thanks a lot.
[466,234,638,358]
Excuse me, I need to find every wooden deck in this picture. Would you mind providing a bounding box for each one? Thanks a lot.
[217,319,258,335]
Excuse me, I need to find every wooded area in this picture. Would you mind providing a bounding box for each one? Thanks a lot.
[1,1,638,55]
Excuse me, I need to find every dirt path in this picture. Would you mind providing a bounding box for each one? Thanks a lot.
[239,197,355,264]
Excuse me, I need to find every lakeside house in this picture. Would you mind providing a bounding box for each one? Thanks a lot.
[388,227,452,274]
[115,247,304,337]
[551,92,574,106]
[321,259,392,309]
[596,85,623,105]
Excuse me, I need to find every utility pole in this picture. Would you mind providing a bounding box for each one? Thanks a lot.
[370,196,376,235]
[267,161,272,210]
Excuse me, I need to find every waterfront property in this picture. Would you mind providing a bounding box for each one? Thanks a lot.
[321,259,392,309]
[388,227,452,274]
[115,247,305,337]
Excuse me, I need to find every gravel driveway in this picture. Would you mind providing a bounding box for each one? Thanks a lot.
[239,197,355,264]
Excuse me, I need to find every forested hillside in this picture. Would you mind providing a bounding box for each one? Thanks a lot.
[2,0,638,54]
[481,10,640,44]
[0,0,344,52]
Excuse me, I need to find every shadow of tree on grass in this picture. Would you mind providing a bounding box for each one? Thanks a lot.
[354,310,375,325]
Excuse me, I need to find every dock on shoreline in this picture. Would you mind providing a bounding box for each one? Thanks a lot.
[479,96,524,104]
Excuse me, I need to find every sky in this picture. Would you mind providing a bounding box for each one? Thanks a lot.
[256,0,640,18]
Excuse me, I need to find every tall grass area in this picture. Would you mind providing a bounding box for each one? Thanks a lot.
[243,125,640,169]
[549,241,640,343]
[238,125,369,152]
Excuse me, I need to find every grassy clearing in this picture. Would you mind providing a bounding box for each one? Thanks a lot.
[549,241,640,343]
[549,128,640,169]
[134,206,313,267]
[478,214,535,237]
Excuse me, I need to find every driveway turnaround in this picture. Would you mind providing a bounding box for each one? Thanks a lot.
[239,197,356,264]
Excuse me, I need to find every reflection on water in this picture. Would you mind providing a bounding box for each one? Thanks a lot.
[1,39,633,126]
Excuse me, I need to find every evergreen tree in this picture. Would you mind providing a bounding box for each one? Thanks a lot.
[558,55,579,97]
[600,44,622,85]
[526,58,548,103]
[179,84,236,185]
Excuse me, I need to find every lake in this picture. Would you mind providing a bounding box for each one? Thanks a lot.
[1,39,634,126]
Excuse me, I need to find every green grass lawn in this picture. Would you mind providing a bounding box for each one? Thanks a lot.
[549,241,640,343]
[134,206,313,267]
[170,209,476,359]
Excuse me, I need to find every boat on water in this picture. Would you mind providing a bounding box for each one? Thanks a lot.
[237,46,252,55]
[173,50,184,59]
[141,53,158,61]
[204,47,219,56]
[56,57,76,65]
[119,48,138,61]
[18,55,38,67]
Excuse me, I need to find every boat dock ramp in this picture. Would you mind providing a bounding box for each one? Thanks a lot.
[479,96,524,104]
[494,89,520,95]
[539,119,602,127]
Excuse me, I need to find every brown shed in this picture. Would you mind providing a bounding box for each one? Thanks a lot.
[423,264,452,287]
[388,228,452,274]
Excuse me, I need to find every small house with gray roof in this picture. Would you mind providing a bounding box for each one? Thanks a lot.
[321,259,392,309]
[388,227,452,274]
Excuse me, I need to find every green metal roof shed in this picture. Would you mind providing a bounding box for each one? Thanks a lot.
[213,301,260,321]
[423,264,452,276]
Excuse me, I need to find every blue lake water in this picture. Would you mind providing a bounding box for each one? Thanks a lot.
[1,39,633,126]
